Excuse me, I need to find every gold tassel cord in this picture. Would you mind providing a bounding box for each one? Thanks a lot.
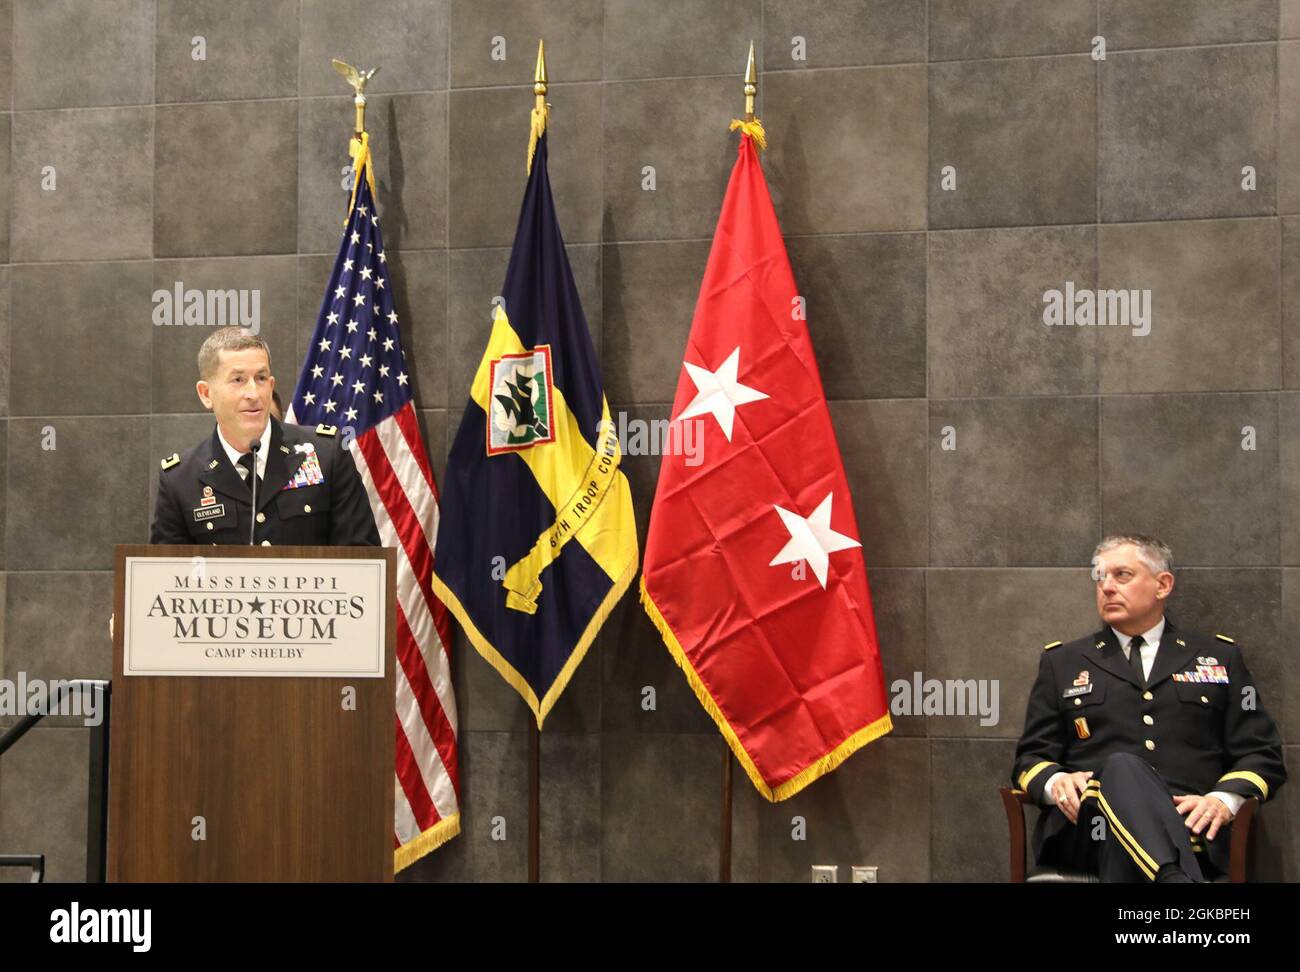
[729,117,768,151]
[527,103,549,175]
[346,130,379,222]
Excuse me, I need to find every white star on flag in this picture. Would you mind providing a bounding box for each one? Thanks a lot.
[768,492,861,590]
[677,346,768,441]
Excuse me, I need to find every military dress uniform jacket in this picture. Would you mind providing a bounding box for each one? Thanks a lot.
[150,418,380,547]
[1012,620,1285,858]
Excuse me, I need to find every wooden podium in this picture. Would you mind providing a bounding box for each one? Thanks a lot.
[108,545,396,882]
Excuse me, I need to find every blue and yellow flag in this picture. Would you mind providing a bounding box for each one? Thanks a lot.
[432,127,638,727]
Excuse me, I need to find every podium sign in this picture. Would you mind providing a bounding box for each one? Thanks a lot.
[122,556,387,677]
[109,545,396,883]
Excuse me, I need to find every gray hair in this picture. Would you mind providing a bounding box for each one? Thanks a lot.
[197,327,271,380]
[1093,534,1173,575]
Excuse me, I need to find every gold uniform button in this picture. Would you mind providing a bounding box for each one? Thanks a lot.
[1073,698,1082,706]
[1143,715,1154,726]
[1145,740,1155,751]
[256,512,266,523]
[304,504,312,513]
[1142,691,1154,701]
[206,522,214,531]
[261,540,272,546]
[1200,696,1209,705]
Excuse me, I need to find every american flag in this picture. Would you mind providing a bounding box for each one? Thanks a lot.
[287,139,461,868]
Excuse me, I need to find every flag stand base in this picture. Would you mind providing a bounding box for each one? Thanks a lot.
[720,740,733,883]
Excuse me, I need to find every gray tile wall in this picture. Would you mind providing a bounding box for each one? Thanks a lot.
[0,0,1295,884]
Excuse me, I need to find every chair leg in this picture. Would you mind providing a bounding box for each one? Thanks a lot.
[1227,798,1258,884]
[1000,788,1029,883]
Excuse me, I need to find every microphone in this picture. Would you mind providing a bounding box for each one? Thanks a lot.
[248,439,262,546]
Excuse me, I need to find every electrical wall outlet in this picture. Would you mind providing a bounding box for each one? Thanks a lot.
[811,865,838,883]
[850,866,878,883]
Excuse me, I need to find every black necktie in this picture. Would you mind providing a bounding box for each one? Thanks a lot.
[238,453,261,494]
[1128,635,1145,683]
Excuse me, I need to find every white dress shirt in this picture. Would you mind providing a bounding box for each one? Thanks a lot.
[1043,617,1243,817]
[216,420,271,482]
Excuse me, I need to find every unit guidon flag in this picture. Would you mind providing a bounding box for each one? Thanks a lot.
[433,124,638,726]
[640,121,892,801]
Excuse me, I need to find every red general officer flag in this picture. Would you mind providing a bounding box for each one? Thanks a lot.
[640,120,891,801]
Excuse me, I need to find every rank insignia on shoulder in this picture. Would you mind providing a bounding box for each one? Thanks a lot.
[1043,640,1062,651]
[315,424,338,437]
[160,453,180,470]
[1215,633,1235,644]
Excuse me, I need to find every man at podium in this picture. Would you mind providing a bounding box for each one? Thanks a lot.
[150,327,380,547]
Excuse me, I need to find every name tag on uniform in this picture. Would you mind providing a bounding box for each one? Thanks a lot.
[193,503,226,522]
[1063,684,1093,698]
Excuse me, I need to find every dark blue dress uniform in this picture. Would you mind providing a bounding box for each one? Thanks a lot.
[150,418,380,547]
[1012,619,1285,880]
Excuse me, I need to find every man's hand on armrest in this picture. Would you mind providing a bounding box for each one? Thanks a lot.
[1173,793,1237,840]
[1046,770,1094,824]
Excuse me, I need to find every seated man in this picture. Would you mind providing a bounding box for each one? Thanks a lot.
[1012,534,1284,882]
[151,326,379,547]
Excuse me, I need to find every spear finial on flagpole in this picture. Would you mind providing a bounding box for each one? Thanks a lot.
[729,41,767,150]
[743,40,757,122]
[535,39,548,111]
[528,39,550,174]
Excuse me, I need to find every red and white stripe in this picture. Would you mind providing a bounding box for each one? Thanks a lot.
[348,402,461,860]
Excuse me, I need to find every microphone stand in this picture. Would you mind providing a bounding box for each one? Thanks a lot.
[248,439,262,546]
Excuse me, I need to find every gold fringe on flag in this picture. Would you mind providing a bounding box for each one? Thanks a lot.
[394,813,462,873]
[639,576,892,802]
[728,117,768,151]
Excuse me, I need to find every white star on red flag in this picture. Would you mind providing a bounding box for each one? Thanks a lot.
[676,346,769,441]
[768,492,861,589]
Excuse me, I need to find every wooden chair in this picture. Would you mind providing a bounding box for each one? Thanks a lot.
[999,787,1258,883]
